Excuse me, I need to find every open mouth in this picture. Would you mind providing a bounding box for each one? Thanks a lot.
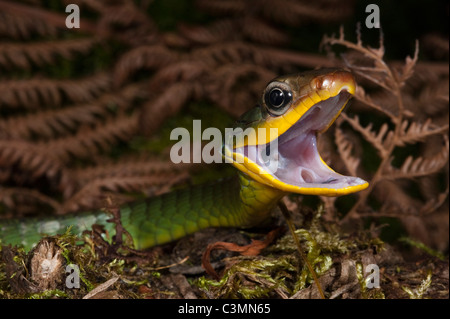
[235,91,367,192]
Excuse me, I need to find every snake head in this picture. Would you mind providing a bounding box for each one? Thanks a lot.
[223,68,369,196]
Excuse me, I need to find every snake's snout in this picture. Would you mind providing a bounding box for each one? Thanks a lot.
[312,69,356,97]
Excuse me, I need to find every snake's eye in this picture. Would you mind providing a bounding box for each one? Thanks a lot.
[268,88,285,107]
[264,83,293,116]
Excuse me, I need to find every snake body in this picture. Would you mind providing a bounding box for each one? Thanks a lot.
[0,69,368,251]
[1,175,282,250]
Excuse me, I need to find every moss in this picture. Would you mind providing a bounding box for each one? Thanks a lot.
[399,237,446,261]
[194,227,335,298]
[356,262,386,299]
[194,206,395,299]
[0,227,146,298]
[292,230,333,292]
[196,207,356,298]
[402,270,433,299]
[28,289,69,299]
[196,256,295,298]
[272,206,358,255]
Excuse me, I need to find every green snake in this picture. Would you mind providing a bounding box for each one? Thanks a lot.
[0,69,368,251]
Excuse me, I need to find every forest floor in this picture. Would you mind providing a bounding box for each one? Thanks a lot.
[1,211,448,299]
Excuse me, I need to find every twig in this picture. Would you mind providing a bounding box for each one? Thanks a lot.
[278,201,326,299]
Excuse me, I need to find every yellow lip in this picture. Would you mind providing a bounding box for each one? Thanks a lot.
[223,145,369,196]
[224,69,368,196]
[233,69,356,149]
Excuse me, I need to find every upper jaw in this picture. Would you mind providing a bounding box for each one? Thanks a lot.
[231,90,369,196]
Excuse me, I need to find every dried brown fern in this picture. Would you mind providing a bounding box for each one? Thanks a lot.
[0,140,76,199]
[94,0,158,45]
[122,40,336,135]
[0,38,97,70]
[71,155,192,185]
[321,27,449,248]
[0,73,111,109]
[0,0,448,302]
[59,153,195,213]
[0,0,97,37]
[178,17,290,46]
[0,84,143,140]
[0,0,447,255]
[0,0,156,215]
[0,9,58,39]
[196,0,354,27]
[62,170,190,213]
[113,45,179,87]
[39,113,139,163]
[0,186,62,217]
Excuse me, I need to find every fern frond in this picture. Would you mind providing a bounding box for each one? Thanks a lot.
[192,42,280,68]
[415,79,449,118]
[178,19,238,44]
[340,113,392,158]
[62,172,190,213]
[148,61,210,89]
[0,73,111,109]
[260,0,353,25]
[0,11,57,39]
[195,0,246,15]
[72,156,192,186]
[0,38,97,70]
[40,113,139,162]
[180,16,289,45]
[140,82,193,136]
[206,63,275,116]
[0,140,75,198]
[421,33,449,59]
[197,0,353,26]
[374,180,421,216]
[354,85,397,119]
[420,186,449,215]
[396,119,449,146]
[0,84,142,140]
[193,41,331,70]
[241,17,289,45]
[334,127,360,177]
[384,136,449,180]
[396,40,419,85]
[114,45,179,86]
[0,186,62,216]
[0,1,98,38]
[96,2,157,45]
[322,27,397,92]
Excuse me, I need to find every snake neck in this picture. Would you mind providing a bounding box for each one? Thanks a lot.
[119,173,286,249]
[236,173,286,227]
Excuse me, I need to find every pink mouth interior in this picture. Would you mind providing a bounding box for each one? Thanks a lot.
[237,91,366,189]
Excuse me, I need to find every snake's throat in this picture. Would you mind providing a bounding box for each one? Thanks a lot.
[234,91,368,194]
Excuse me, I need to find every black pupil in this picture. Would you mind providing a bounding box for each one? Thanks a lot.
[269,88,285,108]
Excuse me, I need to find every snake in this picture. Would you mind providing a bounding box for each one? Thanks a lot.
[0,68,368,251]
